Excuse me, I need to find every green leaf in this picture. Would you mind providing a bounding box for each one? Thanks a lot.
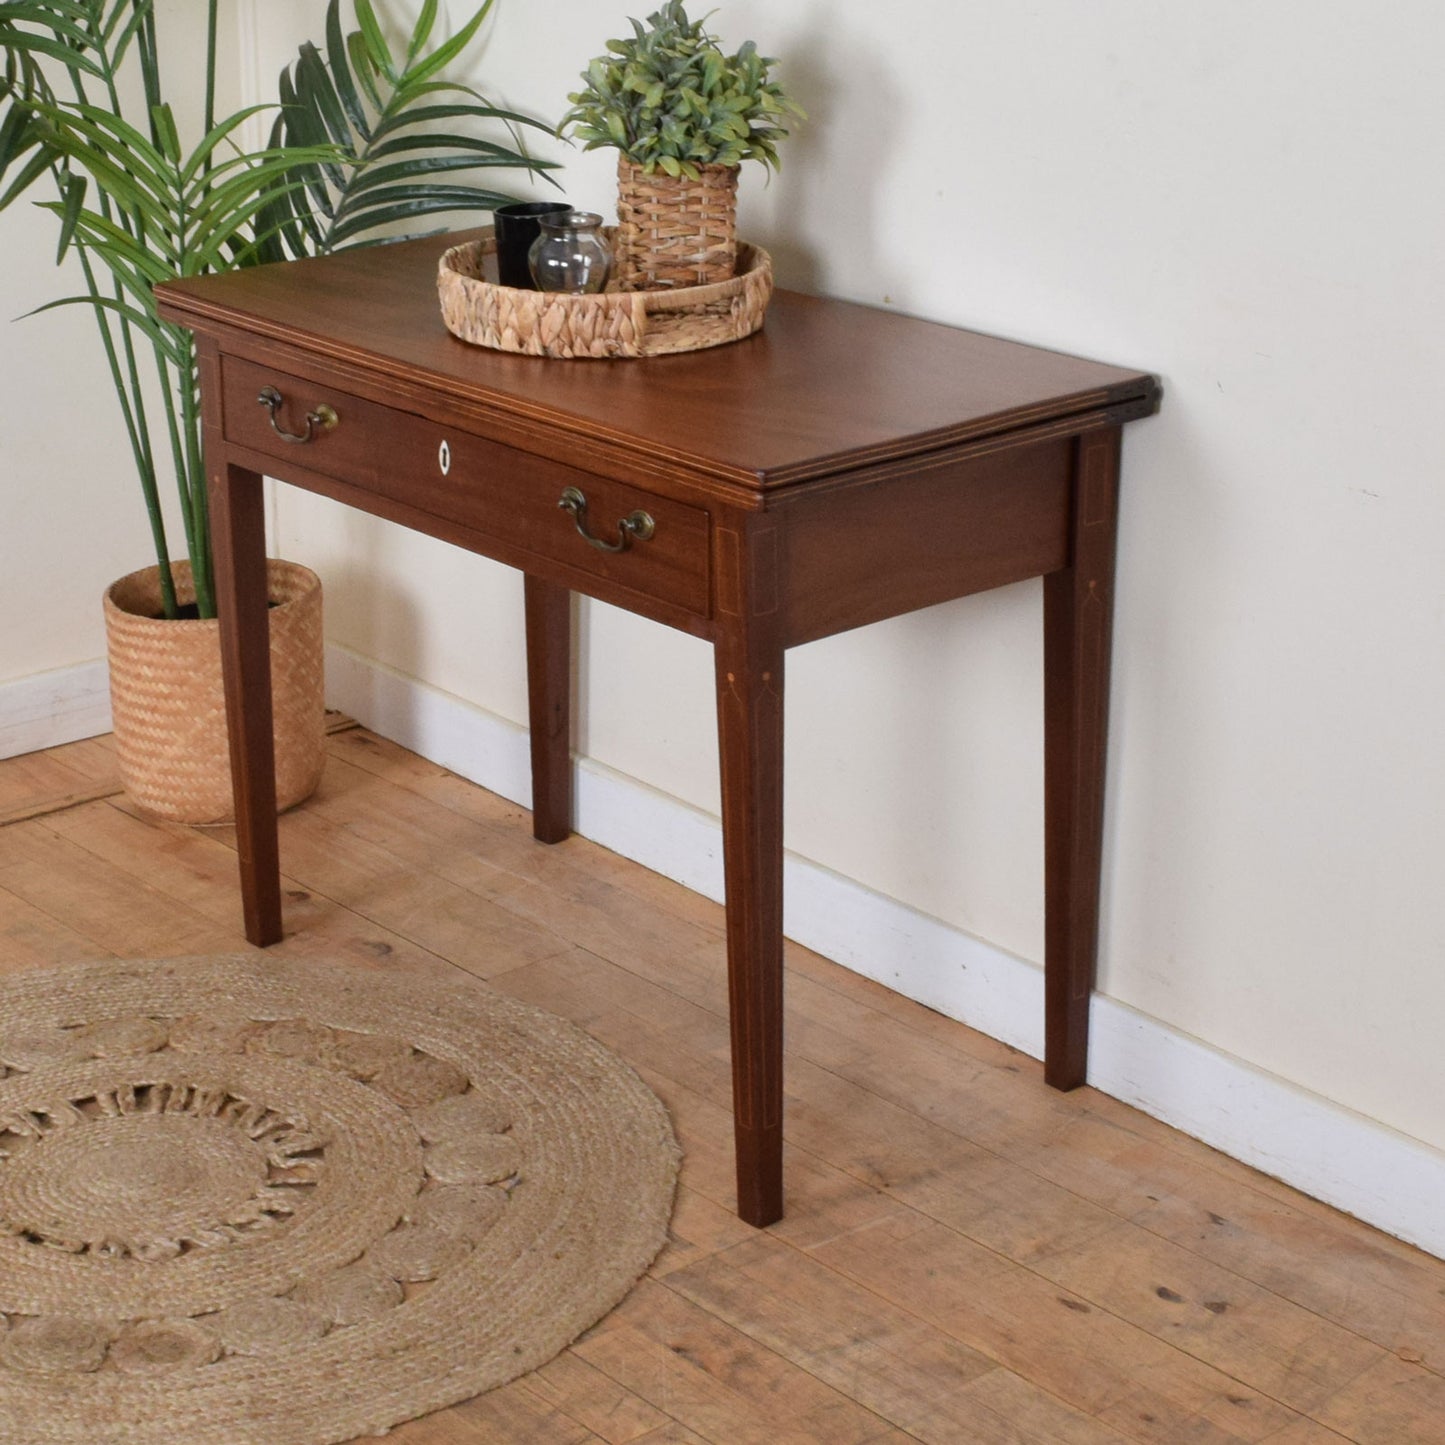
[7,0,563,600]
[336,150,534,199]
[0,31,103,78]
[335,177,509,213]
[346,29,385,111]
[51,101,172,182]
[276,65,346,192]
[99,0,153,42]
[39,201,173,285]
[135,8,163,118]
[408,0,438,60]
[370,98,554,141]
[106,2,153,70]
[252,131,325,258]
[325,0,370,139]
[186,146,337,238]
[559,2,800,171]
[178,105,275,188]
[327,187,508,246]
[0,94,40,174]
[0,2,95,51]
[229,208,315,267]
[352,0,397,83]
[0,142,49,209]
[187,176,319,271]
[401,0,493,87]
[55,167,86,259]
[295,41,353,150]
[30,138,170,234]
[2,1,93,22]
[150,101,180,163]
[364,129,544,163]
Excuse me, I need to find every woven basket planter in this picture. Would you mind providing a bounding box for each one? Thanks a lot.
[104,559,325,824]
[615,156,740,289]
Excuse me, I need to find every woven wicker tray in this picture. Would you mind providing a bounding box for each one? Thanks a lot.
[437,228,772,360]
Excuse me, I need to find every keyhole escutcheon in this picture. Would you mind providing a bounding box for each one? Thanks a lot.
[438,439,451,476]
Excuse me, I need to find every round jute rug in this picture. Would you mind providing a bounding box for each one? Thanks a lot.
[0,955,680,1444]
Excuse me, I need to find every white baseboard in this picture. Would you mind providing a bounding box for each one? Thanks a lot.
[325,643,1445,1258]
[0,660,112,761]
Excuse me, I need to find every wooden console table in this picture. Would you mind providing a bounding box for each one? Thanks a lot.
[156,234,1160,1227]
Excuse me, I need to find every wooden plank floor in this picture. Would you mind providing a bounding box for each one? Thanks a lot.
[2,727,1442,1444]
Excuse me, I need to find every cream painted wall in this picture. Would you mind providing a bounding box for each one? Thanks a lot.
[4,2,1440,1165]
[0,201,148,683]
[264,0,1445,1156]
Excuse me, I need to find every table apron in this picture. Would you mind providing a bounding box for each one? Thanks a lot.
[777,433,1075,647]
[219,438,719,641]
[219,354,713,630]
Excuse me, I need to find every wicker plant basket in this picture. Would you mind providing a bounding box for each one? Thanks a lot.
[615,155,739,289]
[437,231,772,359]
[104,558,325,824]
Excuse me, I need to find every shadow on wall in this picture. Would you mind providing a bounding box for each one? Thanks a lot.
[740,4,903,299]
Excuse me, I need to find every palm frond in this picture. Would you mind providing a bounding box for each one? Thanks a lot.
[0,130,46,205]
[179,105,277,188]
[104,1,155,72]
[370,99,554,142]
[3,0,558,620]
[0,26,102,78]
[262,0,558,256]
[325,0,369,140]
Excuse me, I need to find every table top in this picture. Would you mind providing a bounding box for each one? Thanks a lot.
[157,230,1159,491]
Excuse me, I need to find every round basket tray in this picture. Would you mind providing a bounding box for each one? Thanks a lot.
[437,228,772,360]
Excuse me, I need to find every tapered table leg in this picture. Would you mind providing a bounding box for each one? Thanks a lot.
[209,459,283,946]
[713,516,786,1226]
[524,574,573,844]
[1042,426,1122,1089]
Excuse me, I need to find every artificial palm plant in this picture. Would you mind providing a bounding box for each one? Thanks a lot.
[0,0,556,621]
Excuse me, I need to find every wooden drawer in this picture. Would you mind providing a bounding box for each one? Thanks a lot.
[220,355,710,616]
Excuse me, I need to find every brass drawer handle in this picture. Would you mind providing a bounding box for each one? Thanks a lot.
[257,385,338,444]
[558,486,655,553]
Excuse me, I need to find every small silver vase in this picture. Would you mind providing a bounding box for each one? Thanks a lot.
[528,211,612,294]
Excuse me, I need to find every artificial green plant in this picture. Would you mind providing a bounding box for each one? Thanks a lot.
[0,0,556,620]
[558,0,801,180]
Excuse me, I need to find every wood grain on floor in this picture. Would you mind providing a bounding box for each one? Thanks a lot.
[1,728,1441,1445]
